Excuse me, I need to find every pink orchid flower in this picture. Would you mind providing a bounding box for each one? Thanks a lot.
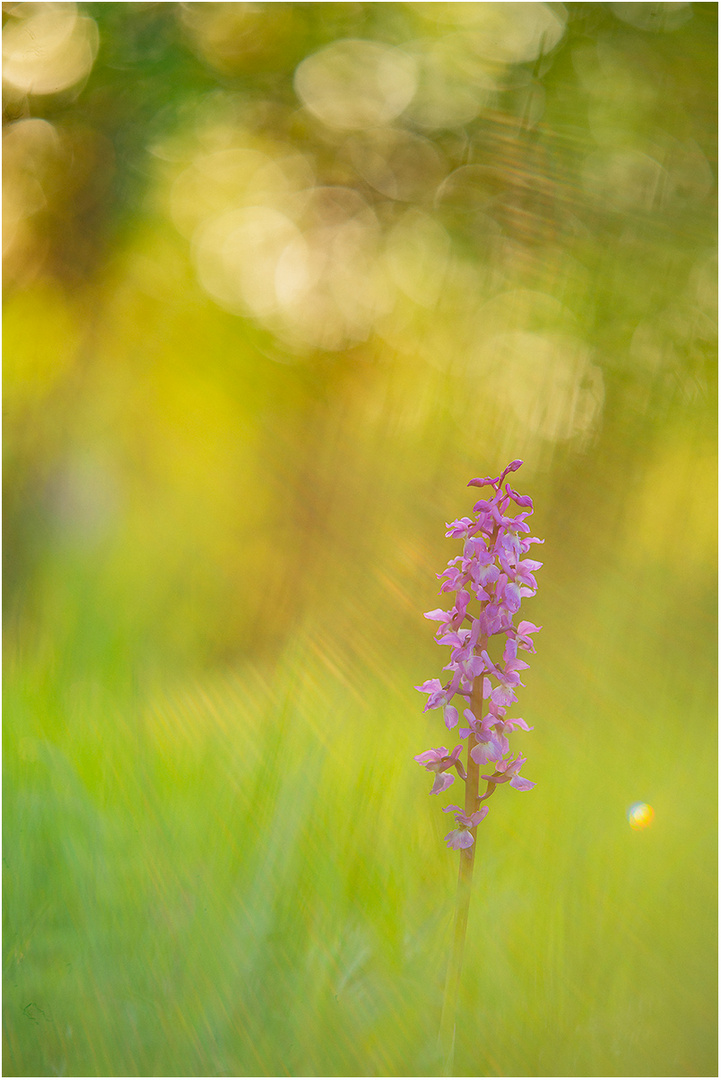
[442,804,490,849]
[481,753,536,792]
[414,745,466,794]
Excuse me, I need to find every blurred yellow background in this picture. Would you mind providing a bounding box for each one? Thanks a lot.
[3,3,716,1076]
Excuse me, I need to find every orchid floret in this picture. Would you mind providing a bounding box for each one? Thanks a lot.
[442,804,490,849]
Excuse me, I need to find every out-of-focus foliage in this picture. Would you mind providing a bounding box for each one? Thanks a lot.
[3,3,716,1077]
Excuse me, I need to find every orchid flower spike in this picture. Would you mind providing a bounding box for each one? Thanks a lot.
[415,461,542,846]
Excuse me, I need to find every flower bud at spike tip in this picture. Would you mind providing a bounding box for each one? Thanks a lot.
[415,461,542,844]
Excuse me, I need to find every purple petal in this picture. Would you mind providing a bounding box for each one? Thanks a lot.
[470,742,494,765]
[444,705,459,730]
[503,582,522,613]
[414,679,442,693]
[414,747,448,765]
[430,772,455,795]
[444,828,474,850]
[510,776,536,792]
[491,684,517,707]
[505,716,533,732]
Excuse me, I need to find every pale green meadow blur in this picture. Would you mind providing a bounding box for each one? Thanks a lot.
[3,3,716,1076]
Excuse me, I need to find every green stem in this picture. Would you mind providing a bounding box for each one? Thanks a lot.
[438,660,487,1075]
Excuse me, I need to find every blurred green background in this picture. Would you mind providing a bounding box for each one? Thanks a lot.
[3,2,716,1076]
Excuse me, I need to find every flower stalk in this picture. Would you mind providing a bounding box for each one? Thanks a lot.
[414,460,542,1074]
